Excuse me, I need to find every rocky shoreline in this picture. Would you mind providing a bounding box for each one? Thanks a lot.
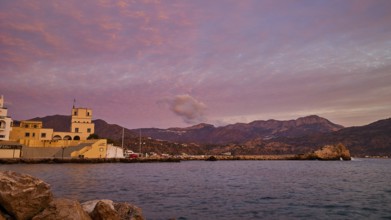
[0,171,145,220]
[205,144,351,161]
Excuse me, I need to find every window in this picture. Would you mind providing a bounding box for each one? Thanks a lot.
[25,132,30,137]
[41,133,46,138]
[74,111,77,116]
[87,112,90,116]
[0,135,5,138]
[87,128,91,133]
[25,125,28,128]
[33,125,37,128]
[32,133,35,137]
[75,128,79,132]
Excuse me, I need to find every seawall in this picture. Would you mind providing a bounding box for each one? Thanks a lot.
[0,157,181,164]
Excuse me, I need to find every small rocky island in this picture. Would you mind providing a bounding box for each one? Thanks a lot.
[0,171,145,220]
[298,143,351,160]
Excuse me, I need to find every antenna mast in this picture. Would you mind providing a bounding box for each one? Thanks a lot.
[121,127,124,149]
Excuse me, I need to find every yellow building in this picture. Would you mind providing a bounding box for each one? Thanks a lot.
[8,106,109,159]
[10,121,53,142]
[71,107,94,140]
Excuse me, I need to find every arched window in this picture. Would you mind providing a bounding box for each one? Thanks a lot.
[73,136,80,140]
[63,135,72,140]
[53,135,62,140]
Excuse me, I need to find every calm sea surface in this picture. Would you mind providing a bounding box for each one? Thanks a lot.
[1,159,391,219]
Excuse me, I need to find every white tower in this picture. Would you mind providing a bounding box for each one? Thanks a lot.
[0,95,13,141]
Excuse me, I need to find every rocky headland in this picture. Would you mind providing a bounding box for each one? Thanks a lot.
[0,171,145,220]
[299,143,351,160]
[201,143,351,161]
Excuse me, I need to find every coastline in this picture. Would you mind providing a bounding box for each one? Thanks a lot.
[0,154,352,164]
[0,157,181,164]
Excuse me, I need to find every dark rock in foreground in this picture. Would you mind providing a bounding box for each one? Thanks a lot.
[90,201,119,220]
[82,200,144,220]
[32,198,91,220]
[0,171,53,220]
[0,171,145,220]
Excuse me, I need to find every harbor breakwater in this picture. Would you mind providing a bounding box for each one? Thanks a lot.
[0,157,181,164]
[0,143,351,164]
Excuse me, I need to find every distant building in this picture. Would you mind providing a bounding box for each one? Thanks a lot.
[10,107,95,144]
[0,95,22,158]
[106,144,125,158]
[8,104,109,159]
[0,95,13,141]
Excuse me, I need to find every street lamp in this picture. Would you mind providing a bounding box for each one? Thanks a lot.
[139,129,142,157]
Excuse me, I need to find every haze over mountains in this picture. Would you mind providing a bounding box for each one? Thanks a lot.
[28,115,390,157]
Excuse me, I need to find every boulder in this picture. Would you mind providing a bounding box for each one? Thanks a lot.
[32,198,91,220]
[114,202,145,220]
[0,171,145,220]
[81,199,115,214]
[205,156,217,161]
[91,201,120,220]
[0,171,53,220]
[313,143,351,160]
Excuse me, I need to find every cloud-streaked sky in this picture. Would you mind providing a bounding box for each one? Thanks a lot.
[1,0,391,129]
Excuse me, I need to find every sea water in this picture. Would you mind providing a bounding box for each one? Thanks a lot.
[1,159,391,219]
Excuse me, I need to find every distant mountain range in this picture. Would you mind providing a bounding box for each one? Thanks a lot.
[27,115,391,157]
[138,115,344,144]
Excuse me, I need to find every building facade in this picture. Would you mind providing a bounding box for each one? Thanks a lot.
[10,107,95,143]
[71,108,94,140]
[0,95,13,141]
[8,105,108,159]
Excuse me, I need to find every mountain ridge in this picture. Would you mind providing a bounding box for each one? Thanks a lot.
[139,115,344,144]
